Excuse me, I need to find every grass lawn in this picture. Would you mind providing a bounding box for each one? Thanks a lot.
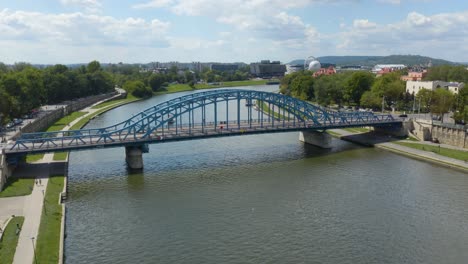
[343,127,370,133]
[36,175,64,264]
[0,216,25,264]
[46,111,86,132]
[53,152,68,161]
[0,177,34,197]
[157,79,270,95]
[91,94,138,109]
[26,154,44,163]
[394,142,468,161]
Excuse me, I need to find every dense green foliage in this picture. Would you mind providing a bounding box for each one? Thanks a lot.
[422,65,468,123]
[0,61,113,125]
[424,65,468,83]
[0,216,25,264]
[281,69,465,118]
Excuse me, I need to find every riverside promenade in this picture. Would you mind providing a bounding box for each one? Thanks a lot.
[332,129,468,171]
[0,93,125,264]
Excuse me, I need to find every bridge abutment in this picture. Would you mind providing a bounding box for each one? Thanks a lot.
[125,146,144,170]
[299,131,332,148]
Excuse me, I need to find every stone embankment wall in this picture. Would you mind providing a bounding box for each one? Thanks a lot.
[411,119,432,141]
[0,153,12,191]
[432,124,468,149]
[17,92,117,137]
[409,118,468,149]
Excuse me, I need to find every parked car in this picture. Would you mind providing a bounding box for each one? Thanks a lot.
[398,114,408,118]
[13,118,23,125]
[6,122,15,129]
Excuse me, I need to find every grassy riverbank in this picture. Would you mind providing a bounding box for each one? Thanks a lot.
[156,79,271,95]
[35,175,64,264]
[91,93,138,109]
[0,216,24,264]
[393,142,468,161]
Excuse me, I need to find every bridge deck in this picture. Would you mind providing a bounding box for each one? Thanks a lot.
[5,119,401,155]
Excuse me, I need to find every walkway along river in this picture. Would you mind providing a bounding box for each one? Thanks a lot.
[64,85,468,264]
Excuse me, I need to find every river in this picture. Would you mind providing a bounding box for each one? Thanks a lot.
[65,85,468,263]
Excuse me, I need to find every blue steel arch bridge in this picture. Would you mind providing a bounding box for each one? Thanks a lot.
[4,89,401,167]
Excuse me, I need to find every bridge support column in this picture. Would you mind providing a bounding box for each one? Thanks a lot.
[299,131,332,148]
[125,146,144,170]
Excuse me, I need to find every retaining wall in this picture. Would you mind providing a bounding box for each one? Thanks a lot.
[17,92,117,138]
[432,124,468,149]
[0,153,12,191]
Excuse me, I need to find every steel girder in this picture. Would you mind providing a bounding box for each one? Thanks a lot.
[9,89,397,152]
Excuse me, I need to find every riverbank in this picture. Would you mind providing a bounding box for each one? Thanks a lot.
[0,92,140,264]
[155,79,273,95]
[330,129,468,172]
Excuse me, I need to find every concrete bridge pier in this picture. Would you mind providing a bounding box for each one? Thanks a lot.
[0,153,14,191]
[125,146,144,170]
[299,131,332,148]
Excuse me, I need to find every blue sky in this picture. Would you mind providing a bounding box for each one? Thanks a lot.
[0,0,467,64]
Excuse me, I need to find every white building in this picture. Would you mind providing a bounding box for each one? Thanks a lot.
[446,82,464,94]
[285,64,303,75]
[406,80,464,95]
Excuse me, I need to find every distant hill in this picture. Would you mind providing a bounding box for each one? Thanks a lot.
[289,55,455,67]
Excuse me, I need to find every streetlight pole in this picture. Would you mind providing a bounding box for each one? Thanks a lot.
[31,237,38,264]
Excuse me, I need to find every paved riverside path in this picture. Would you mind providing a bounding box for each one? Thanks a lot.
[13,154,51,264]
[332,129,468,171]
[9,96,123,264]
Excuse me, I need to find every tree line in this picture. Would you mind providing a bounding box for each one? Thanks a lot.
[280,65,468,124]
[0,61,252,125]
[0,61,114,125]
[111,64,250,97]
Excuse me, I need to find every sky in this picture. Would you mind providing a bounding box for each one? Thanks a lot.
[0,0,467,64]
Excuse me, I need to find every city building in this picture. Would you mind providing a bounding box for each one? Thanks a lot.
[312,66,336,77]
[446,82,465,94]
[372,64,406,74]
[210,63,239,72]
[406,80,464,95]
[285,64,304,75]
[250,60,286,78]
[401,70,427,81]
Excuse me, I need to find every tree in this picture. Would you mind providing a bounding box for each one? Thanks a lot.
[314,75,343,106]
[123,80,152,98]
[87,60,102,73]
[289,74,314,101]
[360,91,381,110]
[431,88,455,121]
[148,73,166,92]
[367,72,405,110]
[416,89,433,113]
[344,72,374,106]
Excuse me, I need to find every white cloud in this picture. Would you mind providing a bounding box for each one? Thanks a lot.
[59,0,102,12]
[0,9,170,46]
[334,10,468,60]
[353,19,377,29]
[406,12,431,26]
[132,0,174,9]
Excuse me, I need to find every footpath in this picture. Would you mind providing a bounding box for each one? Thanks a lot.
[0,94,124,264]
[332,129,468,172]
